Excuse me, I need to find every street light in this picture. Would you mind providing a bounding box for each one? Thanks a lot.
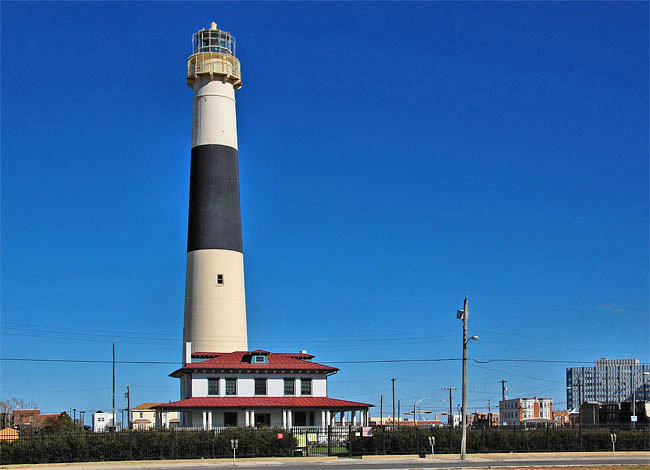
[457,296,478,461]
[413,398,431,425]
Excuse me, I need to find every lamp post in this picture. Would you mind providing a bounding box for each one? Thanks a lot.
[413,398,431,425]
[457,296,478,461]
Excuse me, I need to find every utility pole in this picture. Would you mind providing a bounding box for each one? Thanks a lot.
[413,402,417,426]
[112,340,116,430]
[73,408,76,427]
[126,385,131,430]
[444,387,457,427]
[499,380,508,425]
[631,371,636,429]
[391,378,396,427]
[380,394,383,426]
[578,376,583,447]
[499,380,508,401]
[397,399,400,426]
[576,376,583,424]
[458,296,469,460]
[487,400,491,428]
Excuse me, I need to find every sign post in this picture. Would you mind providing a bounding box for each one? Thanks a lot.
[428,436,436,460]
[231,438,239,465]
[610,433,616,458]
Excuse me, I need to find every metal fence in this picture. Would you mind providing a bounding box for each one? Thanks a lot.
[1,424,648,464]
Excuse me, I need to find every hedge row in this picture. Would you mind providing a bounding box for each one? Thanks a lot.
[0,427,296,464]
[1,425,648,464]
[350,426,648,455]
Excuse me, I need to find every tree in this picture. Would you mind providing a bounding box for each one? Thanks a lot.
[41,412,74,433]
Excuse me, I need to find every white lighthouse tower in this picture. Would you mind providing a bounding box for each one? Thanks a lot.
[182,22,247,359]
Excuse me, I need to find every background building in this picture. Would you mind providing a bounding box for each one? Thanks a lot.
[499,397,553,425]
[92,411,114,433]
[552,409,570,425]
[469,412,499,427]
[0,428,19,442]
[132,403,180,430]
[578,401,650,425]
[566,358,650,409]
[12,409,40,429]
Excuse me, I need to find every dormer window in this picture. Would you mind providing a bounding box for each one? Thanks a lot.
[253,355,268,364]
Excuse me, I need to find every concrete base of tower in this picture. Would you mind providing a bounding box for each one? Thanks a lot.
[183,249,248,354]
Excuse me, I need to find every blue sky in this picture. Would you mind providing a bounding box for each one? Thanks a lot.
[1,2,648,423]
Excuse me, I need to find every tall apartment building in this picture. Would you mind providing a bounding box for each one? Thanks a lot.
[566,358,650,410]
[499,397,553,425]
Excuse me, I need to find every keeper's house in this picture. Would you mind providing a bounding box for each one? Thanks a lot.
[154,349,372,429]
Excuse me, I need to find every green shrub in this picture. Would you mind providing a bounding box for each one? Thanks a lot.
[0,425,646,464]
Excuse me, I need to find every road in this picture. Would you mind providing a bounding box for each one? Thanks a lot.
[222,457,649,469]
[157,457,647,470]
[10,454,648,470]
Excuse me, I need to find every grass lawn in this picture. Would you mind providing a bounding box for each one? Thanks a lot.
[302,445,347,455]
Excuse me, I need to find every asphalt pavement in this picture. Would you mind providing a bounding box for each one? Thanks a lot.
[2,453,649,470]
[149,456,648,470]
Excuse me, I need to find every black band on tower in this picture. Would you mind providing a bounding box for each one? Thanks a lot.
[187,144,243,253]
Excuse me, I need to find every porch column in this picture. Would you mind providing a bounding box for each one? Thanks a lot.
[208,411,213,429]
[155,410,162,429]
[321,410,326,429]
[245,410,250,427]
[250,410,255,427]
[282,410,287,428]
[341,411,346,426]
[287,410,292,428]
[352,410,357,426]
[202,411,208,430]
[326,410,331,427]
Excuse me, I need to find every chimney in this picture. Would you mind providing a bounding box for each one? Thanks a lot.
[184,342,192,366]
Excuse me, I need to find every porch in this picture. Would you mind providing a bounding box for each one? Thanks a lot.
[155,408,370,430]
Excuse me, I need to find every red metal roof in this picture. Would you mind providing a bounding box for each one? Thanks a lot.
[154,397,373,409]
[173,351,334,375]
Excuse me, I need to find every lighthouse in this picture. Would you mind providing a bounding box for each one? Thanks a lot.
[182,22,248,358]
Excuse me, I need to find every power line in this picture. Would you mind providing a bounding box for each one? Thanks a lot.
[2,356,647,366]
[0,323,448,344]
[471,364,565,384]
[0,358,178,365]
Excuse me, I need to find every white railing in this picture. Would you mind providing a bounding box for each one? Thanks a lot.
[186,52,242,88]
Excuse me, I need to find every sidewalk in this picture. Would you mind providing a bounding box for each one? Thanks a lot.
[1,451,649,469]
[361,451,650,460]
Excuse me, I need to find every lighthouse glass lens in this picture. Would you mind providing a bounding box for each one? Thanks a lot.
[195,30,235,55]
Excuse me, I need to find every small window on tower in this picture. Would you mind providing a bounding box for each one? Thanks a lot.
[216,274,224,286]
